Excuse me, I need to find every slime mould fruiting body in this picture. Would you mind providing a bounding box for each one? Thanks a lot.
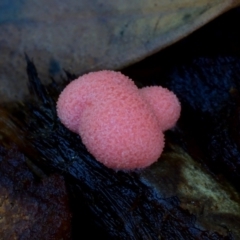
[56,70,181,170]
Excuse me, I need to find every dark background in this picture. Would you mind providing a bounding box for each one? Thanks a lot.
[122,6,240,85]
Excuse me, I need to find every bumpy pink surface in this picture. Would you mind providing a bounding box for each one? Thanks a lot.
[57,71,136,133]
[78,90,164,170]
[56,71,180,170]
[140,86,181,131]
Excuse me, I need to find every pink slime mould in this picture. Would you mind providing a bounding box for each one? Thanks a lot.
[57,70,181,170]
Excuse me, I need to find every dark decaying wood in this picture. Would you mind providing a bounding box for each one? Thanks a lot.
[0,139,72,239]
[2,56,239,239]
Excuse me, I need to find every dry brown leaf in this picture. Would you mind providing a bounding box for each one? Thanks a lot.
[0,0,239,101]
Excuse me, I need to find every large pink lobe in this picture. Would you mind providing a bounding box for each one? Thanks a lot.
[56,71,181,170]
